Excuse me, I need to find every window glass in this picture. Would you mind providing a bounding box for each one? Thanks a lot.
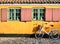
[33,9,38,20]
[33,8,45,21]
[9,8,21,21]
[9,9,14,20]
[16,9,21,21]
[40,9,45,21]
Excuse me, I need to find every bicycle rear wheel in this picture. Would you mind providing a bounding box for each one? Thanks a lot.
[50,30,59,39]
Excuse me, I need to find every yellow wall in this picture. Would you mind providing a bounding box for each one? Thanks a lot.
[0,5,60,8]
[0,5,60,34]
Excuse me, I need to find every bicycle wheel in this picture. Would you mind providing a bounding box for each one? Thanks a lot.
[35,31,44,38]
[50,30,59,39]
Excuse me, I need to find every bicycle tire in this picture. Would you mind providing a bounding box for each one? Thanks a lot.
[49,30,59,39]
[35,32,44,38]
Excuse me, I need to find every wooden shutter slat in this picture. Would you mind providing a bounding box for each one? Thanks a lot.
[45,8,53,21]
[21,8,32,21]
[53,8,60,21]
[1,8,7,22]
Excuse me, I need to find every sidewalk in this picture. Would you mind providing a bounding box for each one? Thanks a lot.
[0,37,59,44]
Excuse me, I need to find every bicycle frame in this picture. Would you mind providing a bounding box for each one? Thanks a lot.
[35,24,59,39]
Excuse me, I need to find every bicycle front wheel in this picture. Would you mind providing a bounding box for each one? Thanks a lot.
[35,32,44,38]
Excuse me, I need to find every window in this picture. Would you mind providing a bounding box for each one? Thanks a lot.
[33,9,38,20]
[9,8,21,21]
[33,8,45,21]
[16,9,21,20]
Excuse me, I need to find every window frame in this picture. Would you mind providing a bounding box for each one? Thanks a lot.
[8,8,21,21]
[32,8,45,21]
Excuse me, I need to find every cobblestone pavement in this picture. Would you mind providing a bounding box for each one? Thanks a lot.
[0,37,60,44]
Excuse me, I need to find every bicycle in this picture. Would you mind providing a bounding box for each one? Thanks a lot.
[35,24,59,39]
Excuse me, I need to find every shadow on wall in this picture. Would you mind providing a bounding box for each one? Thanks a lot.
[33,26,38,33]
[32,25,41,33]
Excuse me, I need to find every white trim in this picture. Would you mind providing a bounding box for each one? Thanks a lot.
[0,4,60,6]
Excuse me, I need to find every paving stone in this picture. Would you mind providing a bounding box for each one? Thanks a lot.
[0,37,59,44]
